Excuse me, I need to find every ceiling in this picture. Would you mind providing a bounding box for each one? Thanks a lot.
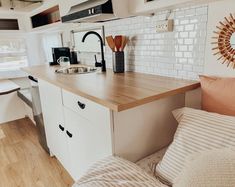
[0,0,44,12]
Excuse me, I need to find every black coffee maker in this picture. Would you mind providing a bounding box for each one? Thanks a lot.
[50,47,78,66]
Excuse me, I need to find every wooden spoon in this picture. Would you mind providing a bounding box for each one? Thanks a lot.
[122,37,128,51]
[120,36,126,51]
[106,36,115,52]
[114,35,122,52]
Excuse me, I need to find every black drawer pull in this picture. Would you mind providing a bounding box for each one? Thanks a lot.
[66,131,73,138]
[77,101,86,109]
[59,124,65,131]
[28,75,38,83]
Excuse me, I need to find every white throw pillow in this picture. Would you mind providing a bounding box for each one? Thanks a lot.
[174,148,235,187]
[155,107,235,185]
[172,107,188,123]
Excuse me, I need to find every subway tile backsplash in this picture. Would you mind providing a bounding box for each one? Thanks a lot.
[78,5,208,80]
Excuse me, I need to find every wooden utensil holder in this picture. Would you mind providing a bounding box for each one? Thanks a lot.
[112,51,125,73]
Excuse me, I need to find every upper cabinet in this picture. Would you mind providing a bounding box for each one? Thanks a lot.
[31,5,60,28]
[24,0,62,31]
[129,0,222,15]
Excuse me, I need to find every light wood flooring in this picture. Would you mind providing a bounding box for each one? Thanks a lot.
[0,118,74,187]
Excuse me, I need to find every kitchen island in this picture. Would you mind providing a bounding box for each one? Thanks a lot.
[22,64,200,180]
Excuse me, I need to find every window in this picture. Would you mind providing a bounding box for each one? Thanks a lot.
[42,33,63,62]
[0,38,28,71]
[72,26,104,53]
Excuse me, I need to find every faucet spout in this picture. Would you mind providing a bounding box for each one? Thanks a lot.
[82,31,106,72]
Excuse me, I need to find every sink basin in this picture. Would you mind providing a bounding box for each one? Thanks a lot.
[55,66,97,74]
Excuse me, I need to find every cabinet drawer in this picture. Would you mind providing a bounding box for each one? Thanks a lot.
[62,89,110,121]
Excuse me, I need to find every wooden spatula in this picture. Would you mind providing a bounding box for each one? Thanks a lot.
[106,36,115,52]
[114,35,122,52]
[120,36,127,51]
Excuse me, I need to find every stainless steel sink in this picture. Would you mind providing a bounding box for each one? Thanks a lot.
[55,66,97,74]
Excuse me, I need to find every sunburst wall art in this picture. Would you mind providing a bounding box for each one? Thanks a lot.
[212,13,235,69]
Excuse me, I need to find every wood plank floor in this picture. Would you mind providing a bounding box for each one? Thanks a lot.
[0,118,74,187]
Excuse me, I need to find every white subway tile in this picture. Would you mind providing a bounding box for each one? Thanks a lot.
[180,19,190,25]
[180,32,189,38]
[185,9,195,17]
[184,52,193,58]
[79,5,208,80]
[185,24,194,31]
[196,7,208,15]
[184,39,194,45]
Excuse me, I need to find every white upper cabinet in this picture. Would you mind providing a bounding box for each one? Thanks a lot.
[111,0,130,17]
[129,0,222,15]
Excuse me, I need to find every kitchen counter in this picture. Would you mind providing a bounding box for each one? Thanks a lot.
[22,65,200,112]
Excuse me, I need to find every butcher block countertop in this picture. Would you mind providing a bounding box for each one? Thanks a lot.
[22,65,200,112]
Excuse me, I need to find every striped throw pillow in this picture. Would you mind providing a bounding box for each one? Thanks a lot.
[73,156,167,187]
[155,107,235,185]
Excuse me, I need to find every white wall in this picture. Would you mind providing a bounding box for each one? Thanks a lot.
[26,33,47,66]
[204,0,235,77]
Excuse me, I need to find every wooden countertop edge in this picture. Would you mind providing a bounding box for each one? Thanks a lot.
[24,73,121,111]
[40,75,200,112]
[116,82,201,112]
[23,67,201,112]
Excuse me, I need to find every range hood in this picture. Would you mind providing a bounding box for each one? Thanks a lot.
[61,0,129,23]
[62,0,115,23]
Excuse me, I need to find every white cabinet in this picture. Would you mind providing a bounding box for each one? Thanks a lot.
[38,80,70,171]
[38,79,185,180]
[64,108,113,180]
[39,79,112,180]
[62,89,113,180]
[129,0,219,15]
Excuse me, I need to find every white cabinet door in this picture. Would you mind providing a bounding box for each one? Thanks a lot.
[38,80,70,171]
[129,0,210,15]
[64,108,113,180]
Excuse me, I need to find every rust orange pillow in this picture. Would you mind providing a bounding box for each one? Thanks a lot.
[199,75,235,116]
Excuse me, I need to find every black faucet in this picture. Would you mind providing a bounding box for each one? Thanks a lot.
[82,31,106,72]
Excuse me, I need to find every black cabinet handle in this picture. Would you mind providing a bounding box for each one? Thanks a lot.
[66,131,73,138]
[59,124,65,131]
[77,101,86,109]
[28,75,38,83]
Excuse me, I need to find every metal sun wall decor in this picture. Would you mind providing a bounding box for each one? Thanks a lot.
[212,13,235,69]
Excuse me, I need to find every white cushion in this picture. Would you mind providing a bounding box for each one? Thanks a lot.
[155,107,235,185]
[172,107,188,123]
[174,148,235,187]
[73,156,167,187]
